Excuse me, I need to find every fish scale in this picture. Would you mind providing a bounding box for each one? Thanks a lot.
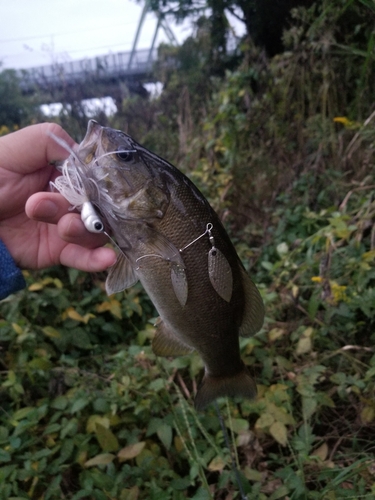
[53,120,265,410]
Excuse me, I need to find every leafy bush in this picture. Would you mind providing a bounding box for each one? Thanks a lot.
[2,0,375,498]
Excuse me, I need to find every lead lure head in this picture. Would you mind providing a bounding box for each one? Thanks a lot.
[81,201,105,233]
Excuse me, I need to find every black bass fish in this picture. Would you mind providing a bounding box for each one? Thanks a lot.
[52,120,264,410]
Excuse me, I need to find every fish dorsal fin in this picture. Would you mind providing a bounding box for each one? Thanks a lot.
[238,266,265,337]
[170,264,188,307]
[208,247,233,302]
[105,252,138,295]
[152,318,193,356]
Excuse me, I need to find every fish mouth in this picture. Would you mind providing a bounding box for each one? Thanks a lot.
[83,119,103,145]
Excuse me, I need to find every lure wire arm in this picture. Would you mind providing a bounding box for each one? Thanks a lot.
[179,223,214,253]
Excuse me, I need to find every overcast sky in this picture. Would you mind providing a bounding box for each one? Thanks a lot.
[0,0,191,70]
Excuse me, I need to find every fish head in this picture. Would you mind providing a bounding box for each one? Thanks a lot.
[77,120,143,187]
[75,120,170,222]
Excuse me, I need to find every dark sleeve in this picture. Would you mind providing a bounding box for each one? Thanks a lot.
[0,240,26,300]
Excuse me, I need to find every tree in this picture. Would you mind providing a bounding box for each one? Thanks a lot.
[0,68,37,128]
[147,0,315,58]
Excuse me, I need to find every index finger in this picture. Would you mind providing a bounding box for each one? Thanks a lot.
[0,123,76,174]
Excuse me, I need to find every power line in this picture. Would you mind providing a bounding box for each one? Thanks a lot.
[67,41,151,55]
[1,37,160,61]
[0,20,142,44]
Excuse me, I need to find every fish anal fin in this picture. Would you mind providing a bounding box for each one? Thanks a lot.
[152,319,193,357]
[239,266,265,337]
[194,364,257,411]
[105,252,138,295]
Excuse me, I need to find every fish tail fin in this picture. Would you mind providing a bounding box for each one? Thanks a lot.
[194,364,257,411]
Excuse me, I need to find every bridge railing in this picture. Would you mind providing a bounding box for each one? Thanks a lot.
[16,48,158,92]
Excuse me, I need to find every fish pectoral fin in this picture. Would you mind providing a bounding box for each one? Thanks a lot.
[152,319,193,357]
[208,247,233,302]
[194,364,257,411]
[140,226,184,267]
[105,251,138,295]
[238,266,265,337]
[136,227,188,305]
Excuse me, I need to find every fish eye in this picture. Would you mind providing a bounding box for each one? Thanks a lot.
[116,150,134,162]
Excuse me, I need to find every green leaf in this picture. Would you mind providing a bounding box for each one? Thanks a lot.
[28,358,52,371]
[88,468,114,490]
[243,467,263,482]
[0,450,11,463]
[255,412,274,430]
[42,326,61,338]
[95,423,119,452]
[189,462,200,480]
[9,437,21,450]
[51,396,68,410]
[93,398,110,413]
[307,293,320,320]
[43,423,61,435]
[226,418,249,434]
[86,415,110,434]
[269,485,290,500]
[12,407,35,421]
[292,423,315,455]
[146,418,162,436]
[60,419,78,439]
[208,456,226,472]
[170,477,191,490]
[296,336,312,355]
[0,464,17,481]
[135,449,156,468]
[261,261,273,271]
[302,396,317,420]
[0,426,9,442]
[269,421,288,446]
[190,487,212,500]
[156,423,172,450]
[57,438,74,464]
[71,397,90,414]
[70,328,93,349]
[148,378,165,392]
[68,268,80,285]
[119,485,139,500]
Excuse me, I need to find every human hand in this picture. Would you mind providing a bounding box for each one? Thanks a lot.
[0,123,116,271]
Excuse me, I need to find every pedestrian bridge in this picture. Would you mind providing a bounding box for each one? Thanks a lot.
[16,47,158,101]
